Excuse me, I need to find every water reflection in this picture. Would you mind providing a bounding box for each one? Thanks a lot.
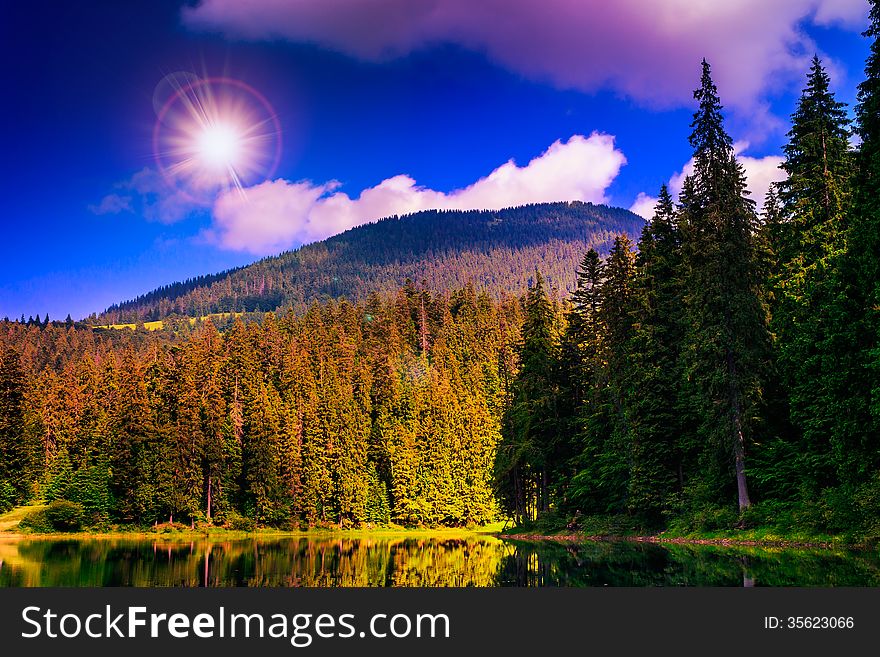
[0,536,876,587]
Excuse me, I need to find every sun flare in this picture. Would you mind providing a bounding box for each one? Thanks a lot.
[197,123,242,169]
[152,75,281,197]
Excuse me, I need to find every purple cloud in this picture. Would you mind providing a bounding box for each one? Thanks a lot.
[182,0,867,119]
[91,168,207,224]
[88,194,133,215]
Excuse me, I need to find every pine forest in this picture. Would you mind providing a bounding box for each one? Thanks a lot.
[2,7,880,542]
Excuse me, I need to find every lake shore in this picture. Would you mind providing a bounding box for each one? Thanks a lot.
[2,505,872,550]
[0,521,507,542]
[0,527,867,551]
[499,530,879,550]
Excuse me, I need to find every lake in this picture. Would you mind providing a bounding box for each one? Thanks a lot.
[0,535,877,587]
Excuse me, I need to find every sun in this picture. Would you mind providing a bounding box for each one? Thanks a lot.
[153,75,282,197]
[197,122,242,170]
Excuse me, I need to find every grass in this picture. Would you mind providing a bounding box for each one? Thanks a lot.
[99,320,165,331]
[0,503,47,532]
[0,505,507,540]
[3,502,862,549]
[499,513,871,548]
[96,312,245,331]
[657,525,853,547]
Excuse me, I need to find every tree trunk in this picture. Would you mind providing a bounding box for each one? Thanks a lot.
[727,350,751,511]
[206,477,212,522]
[541,469,549,514]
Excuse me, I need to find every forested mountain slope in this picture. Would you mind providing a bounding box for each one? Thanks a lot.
[99,202,643,323]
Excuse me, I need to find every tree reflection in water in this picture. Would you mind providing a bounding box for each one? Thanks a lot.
[0,536,876,587]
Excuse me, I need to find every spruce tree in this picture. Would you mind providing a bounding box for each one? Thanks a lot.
[570,237,637,516]
[627,188,685,522]
[0,347,28,504]
[833,1,880,487]
[678,60,770,512]
[770,56,854,494]
[497,271,558,523]
[556,248,604,508]
[600,236,637,511]
[854,1,880,434]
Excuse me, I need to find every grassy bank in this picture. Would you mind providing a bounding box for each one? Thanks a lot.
[499,514,875,550]
[0,503,47,532]
[0,505,506,540]
[3,502,871,549]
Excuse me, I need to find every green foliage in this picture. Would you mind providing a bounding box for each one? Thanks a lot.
[0,347,29,503]
[98,203,644,323]
[365,464,391,525]
[0,285,515,530]
[497,271,561,523]
[221,509,256,532]
[67,464,113,520]
[20,500,84,533]
[4,36,880,542]
[507,48,880,539]
[44,500,84,531]
[667,504,739,534]
[0,479,15,513]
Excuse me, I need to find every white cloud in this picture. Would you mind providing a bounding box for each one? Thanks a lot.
[738,151,787,210]
[629,192,658,220]
[632,142,785,219]
[206,133,627,254]
[813,0,870,26]
[630,141,785,219]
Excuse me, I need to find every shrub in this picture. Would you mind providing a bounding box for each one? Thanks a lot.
[223,510,255,532]
[20,500,84,532]
[43,500,84,531]
[19,509,52,532]
[666,504,738,534]
[739,500,796,530]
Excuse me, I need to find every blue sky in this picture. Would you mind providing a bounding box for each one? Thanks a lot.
[0,0,872,320]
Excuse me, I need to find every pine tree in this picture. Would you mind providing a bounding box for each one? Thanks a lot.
[567,249,605,398]
[626,188,685,522]
[496,271,558,523]
[590,235,638,513]
[769,56,854,495]
[0,347,28,504]
[242,380,283,524]
[831,1,880,488]
[104,348,156,522]
[854,1,880,439]
[678,60,771,513]
[556,249,604,508]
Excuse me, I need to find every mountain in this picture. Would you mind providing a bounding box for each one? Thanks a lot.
[98,202,645,323]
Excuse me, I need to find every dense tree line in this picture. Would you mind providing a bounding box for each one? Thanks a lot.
[3,9,880,537]
[0,285,520,527]
[498,10,880,537]
[98,203,643,324]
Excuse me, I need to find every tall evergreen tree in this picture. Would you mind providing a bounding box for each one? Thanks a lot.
[770,56,854,495]
[832,1,880,488]
[556,249,604,505]
[854,0,880,432]
[497,271,558,523]
[678,60,771,512]
[0,347,28,506]
[568,237,638,516]
[626,188,685,521]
